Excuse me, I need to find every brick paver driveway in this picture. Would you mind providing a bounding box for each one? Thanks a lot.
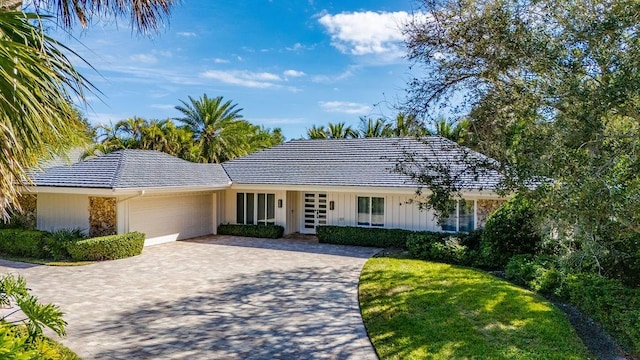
[0,236,380,359]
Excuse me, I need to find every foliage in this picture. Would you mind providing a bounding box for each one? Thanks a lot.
[480,195,541,267]
[0,275,66,341]
[359,257,590,359]
[66,232,144,261]
[0,323,81,359]
[44,229,86,261]
[403,0,640,280]
[406,232,480,266]
[0,12,91,220]
[564,273,640,356]
[217,224,284,239]
[0,229,48,258]
[505,255,564,296]
[316,226,413,248]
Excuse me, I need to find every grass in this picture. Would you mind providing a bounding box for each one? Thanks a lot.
[0,254,93,266]
[359,257,592,360]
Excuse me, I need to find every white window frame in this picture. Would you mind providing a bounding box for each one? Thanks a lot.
[357,196,385,228]
[236,192,276,225]
[441,199,476,232]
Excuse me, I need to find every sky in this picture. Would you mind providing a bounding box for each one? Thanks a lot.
[52,0,421,140]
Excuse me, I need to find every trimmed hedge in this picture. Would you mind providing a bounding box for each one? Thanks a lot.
[317,226,413,248]
[406,232,483,266]
[66,232,145,261]
[217,224,284,239]
[0,229,49,258]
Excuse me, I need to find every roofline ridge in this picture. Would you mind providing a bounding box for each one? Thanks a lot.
[112,150,127,188]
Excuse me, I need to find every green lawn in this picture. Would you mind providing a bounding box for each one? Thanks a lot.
[359,257,592,360]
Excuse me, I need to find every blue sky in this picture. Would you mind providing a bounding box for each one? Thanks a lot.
[55,0,420,140]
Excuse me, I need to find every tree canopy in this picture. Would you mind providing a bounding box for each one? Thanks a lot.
[403,0,640,270]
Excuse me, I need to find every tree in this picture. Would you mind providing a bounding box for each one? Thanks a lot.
[327,122,358,139]
[0,0,175,219]
[358,117,393,138]
[403,0,640,270]
[306,125,327,139]
[175,94,281,163]
[391,112,429,137]
[432,117,470,144]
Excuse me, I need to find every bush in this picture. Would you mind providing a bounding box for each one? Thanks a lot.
[317,226,413,248]
[564,273,640,357]
[0,229,49,258]
[480,195,542,267]
[217,224,284,239]
[505,254,563,295]
[407,232,478,266]
[66,232,145,261]
[43,229,86,261]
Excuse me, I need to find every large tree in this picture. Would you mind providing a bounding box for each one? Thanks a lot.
[0,0,175,219]
[403,0,640,269]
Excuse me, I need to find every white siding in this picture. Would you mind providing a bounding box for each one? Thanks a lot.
[128,193,213,246]
[37,193,90,233]
[223,189,287,228]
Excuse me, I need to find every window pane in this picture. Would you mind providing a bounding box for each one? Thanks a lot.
[371,197,384,227]
[257,193,266,224]
[357,197,370,225]
[246,193,255,225]
[441,201,458,232]
[267,194,275,225]
[459,200,475,232]
[236,193,245,224]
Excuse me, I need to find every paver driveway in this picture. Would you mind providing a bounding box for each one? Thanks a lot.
[0,236,380,359]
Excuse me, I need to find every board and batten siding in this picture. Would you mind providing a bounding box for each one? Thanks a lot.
[37,193,90,233]
[322,192,440,231]
[223,189,288,228]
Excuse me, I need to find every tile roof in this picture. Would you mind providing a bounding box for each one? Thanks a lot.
[221,137,502,191]
[31,150,231,189]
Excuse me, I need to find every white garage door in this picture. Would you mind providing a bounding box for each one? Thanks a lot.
[129,194,213,246]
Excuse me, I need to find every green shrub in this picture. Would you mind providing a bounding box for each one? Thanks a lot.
[505,254,563,295]
[0,229,48,258]
[564,273,640,356]
[407,232,477,265]
[217,224,284,239]
[480,195,541,267]
[317,226,413,248]
[43,229,86,261]
[66,232,145,261]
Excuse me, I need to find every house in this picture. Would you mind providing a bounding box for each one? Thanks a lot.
[22,137,506,246]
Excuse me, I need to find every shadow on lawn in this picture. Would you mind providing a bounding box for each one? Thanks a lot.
[360,260,589,360]
[90,265,374,359]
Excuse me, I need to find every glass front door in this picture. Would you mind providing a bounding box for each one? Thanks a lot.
[302,193,327,233]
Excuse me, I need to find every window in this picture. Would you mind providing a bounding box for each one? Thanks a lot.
[237,192,275,225]
[441,199,475,232]
[357,196,384,227]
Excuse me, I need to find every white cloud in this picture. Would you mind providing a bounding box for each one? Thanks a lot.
[284,69,306,78]
[319,101,371,115]
[285,42,315,52]
[200,70,283,88]
[311,66,357,83]
[318,11,419,57]
[150,104,175,110]
[213,58,229,64]
[129,54,158,64]
[177,31,197,37]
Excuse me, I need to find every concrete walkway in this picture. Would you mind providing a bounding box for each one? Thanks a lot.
[0,236,380,359]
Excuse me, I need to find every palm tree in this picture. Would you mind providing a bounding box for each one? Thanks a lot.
[175,94,253,163]
[307,125,328,139]
[359,117,393,138]
[327,122,358,139]
[432,117,470,143]
[0,0,174,219]
[392,113,429,137]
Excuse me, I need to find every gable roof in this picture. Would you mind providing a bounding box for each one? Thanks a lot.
[221,137,502,191]
[31,150,231,189]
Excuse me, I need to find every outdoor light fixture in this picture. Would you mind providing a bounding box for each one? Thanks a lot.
[329,201,335,210]
[278,199,283,208]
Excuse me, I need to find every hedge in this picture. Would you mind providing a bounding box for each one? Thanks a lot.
[217,224,284,239]
[317,226,414,248]
[66,232,145,261]
[0,229,49,258]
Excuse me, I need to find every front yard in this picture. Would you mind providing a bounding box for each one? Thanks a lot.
[359,257,592,359]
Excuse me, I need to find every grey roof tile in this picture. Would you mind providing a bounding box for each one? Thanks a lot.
[31,150,231,189]
[221,137,502,190]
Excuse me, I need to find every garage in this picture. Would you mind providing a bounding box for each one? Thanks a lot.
[129,193,214,246]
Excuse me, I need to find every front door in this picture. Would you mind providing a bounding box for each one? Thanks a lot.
[302,192,327,234]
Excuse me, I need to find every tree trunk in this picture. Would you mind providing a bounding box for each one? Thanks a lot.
[0,0,22,11]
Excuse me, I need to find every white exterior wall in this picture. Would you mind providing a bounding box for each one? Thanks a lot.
[37,193,90,233]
